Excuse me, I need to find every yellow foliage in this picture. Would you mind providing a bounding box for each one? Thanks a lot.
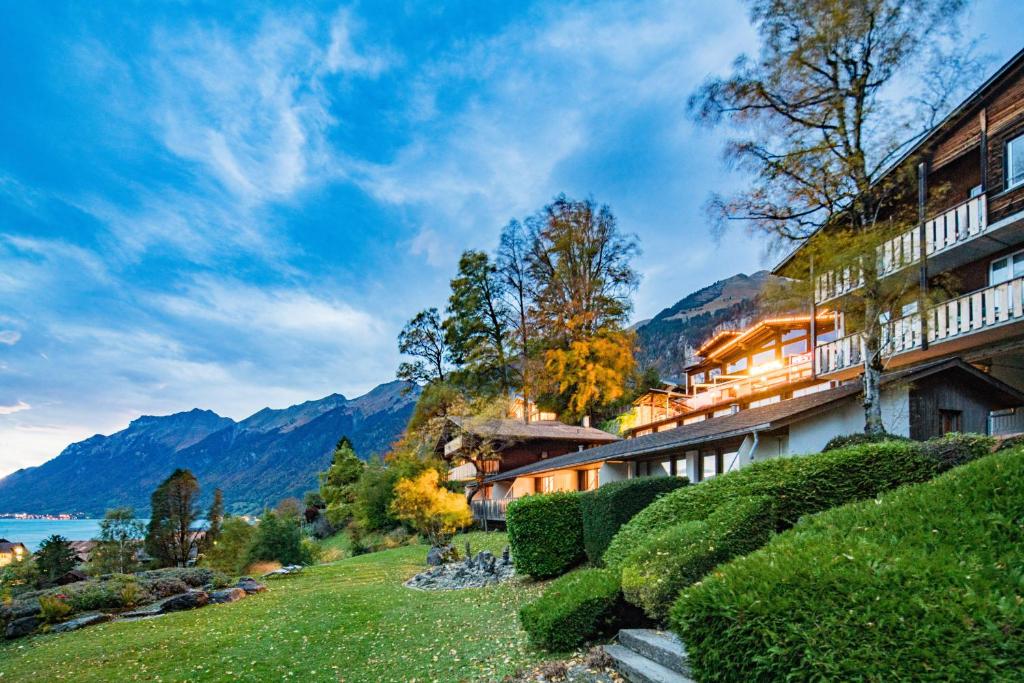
[544,329,635,420]
[390,470,473,547]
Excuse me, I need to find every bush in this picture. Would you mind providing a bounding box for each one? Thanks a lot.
[821,431,909,452]
[390,469,473,548]
[507,492,585,579]
[38,594,73,623]
[579,476,688,565]
[919,432,994,472]
[519,568,628,651]
[604,440,934,569]
[136,567,229,589]
[620,496,775,621]
[201,516,256,575]
[61,575,152,612]
[247,512,312,566]
[670,448,1024,682]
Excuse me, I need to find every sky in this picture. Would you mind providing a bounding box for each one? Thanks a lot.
[1,1,1022,478]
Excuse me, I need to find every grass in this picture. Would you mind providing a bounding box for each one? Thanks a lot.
[0,532,548,682]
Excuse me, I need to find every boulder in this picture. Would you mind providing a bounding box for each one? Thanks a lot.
[5,615,41,640]
[1,599,41,622]
[158,591,209,613]
[49,613,111,633]
[210,587,246,604]
[426,545,455,566]
[235,577,267,594]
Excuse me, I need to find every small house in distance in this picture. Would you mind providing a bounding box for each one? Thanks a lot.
[0,538,29,566]
[438,413,619,524]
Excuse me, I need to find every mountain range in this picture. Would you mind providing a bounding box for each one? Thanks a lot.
[0,381,417,516]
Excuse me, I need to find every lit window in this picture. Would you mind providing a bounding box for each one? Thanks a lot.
[539,476,555,493]
[727,358,748,374]
[1008,135,1024,190]
[752,349,777,367]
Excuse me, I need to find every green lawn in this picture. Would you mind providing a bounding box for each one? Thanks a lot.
[0,532,548,682]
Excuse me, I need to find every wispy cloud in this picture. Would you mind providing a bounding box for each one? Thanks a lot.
[0,400,30,415]
[0,330,20,346]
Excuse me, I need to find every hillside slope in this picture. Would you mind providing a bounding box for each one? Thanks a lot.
[0,381,416,516]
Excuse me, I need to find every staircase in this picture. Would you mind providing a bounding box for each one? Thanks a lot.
[604,629,695,683]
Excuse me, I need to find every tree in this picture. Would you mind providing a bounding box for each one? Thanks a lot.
[275,497,304,521]
[201,516,256,575]
[90,507,144,575]
[35,535,78,585]
[145,469,201,567]
[204,489,224,551]
[246,511,310,566]
[390,469,472,549]
[525,195,641,419]
[690,0,973,433]
[352,457,400,533]
[497,219,538,419]
[397,308,450,385]
[318,437,365,529]
[445,250,513,396]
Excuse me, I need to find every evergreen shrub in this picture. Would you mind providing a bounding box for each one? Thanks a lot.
[519,568,629,651]
[506,492,584,579]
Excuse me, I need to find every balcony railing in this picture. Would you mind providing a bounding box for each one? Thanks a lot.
[470,499,510,522]
[815,195,988,304]
[816,275,1024,375]
[687,356,815,411]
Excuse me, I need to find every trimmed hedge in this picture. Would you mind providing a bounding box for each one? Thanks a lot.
[507,491,585,579]
[604,440,935,569]
[670,447,1024,682]
[519,568,629,651]
[579,476,688,565]
[620,496,775,621]
[821,430,910,452]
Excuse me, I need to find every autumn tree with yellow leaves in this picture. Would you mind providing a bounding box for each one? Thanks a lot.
[390,469,473,548]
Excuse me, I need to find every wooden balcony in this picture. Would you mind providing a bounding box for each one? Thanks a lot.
[687,356,816,411]
[470,498,510,522]
[815,195,989,304]
[816,275,1024,375]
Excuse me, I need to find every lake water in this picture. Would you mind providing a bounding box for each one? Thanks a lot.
[0,519,105,551]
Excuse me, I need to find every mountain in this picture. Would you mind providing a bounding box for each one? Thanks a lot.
[635,271,781,379]
[0,381,417,517]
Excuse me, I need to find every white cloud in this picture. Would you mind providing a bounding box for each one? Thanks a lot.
[0,330,20,346]
[325,7,394,77]
[0,401,30,415]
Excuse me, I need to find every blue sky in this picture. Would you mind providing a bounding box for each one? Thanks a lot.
[1,1,1022,477]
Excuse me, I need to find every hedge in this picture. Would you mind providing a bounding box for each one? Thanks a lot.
[519,568,630,651]
[604,439,944,570]
[821,430,910,452]
[506,491,584,579]
[579,476,688,565]
[619,496,775,621]
[670,447,1024,682]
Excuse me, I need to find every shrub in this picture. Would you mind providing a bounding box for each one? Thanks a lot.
[919,432,994,472]
[390,469,473,548]
[507,492,584,579]
[519,568,627,651]
[603,440,933,569]
[38,594,73,623]
[61,574,153,612]
[201,516,256,575]
[142,577,189,599]
[136,567,229,589]
[620,496,775,621]
[578,476,687,565]
[821,431,909,452]
[247,511,311,566]
[670,448,1024,682]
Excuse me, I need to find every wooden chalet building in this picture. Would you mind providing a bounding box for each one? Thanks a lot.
[0,538,28,566]
[774,47,1024,434]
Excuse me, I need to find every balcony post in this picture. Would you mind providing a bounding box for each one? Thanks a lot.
[809,254,817,378]
[918,160,929,351]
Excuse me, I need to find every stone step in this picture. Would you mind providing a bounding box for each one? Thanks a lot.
[618,629,691,677]
[604,644,695,683]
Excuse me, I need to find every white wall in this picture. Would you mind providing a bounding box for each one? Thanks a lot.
[787,386,910,455]
[599,461,630,484]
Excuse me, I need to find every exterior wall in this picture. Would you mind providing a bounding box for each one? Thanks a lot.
[908,374,999,439]
[599,461,630,485]
[491,480,511,500]
[510,476,535,498]
[989,351,1024,392]
[787,388,911,455]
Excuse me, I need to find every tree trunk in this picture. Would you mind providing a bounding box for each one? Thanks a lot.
[862,294,885,435]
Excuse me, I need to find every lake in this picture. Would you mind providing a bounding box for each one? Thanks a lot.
[0,519,106,552]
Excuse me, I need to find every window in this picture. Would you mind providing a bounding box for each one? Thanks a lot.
[700,451,719,481]
[690,371,705,385]
[722,451,740,473]
[990,249,1024,286]
[726,357,748,374]
[782,339,808,357]
[539,476,555,493]
[1008,134,1024,190]
[940,410,962,435]
[577,469,599,491]
[752,349,777,367]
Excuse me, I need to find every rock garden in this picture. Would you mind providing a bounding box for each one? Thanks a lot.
[2,567,268,640]
[405,543,515,590]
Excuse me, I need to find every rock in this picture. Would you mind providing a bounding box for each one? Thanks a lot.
[1,599,41,622]
[210,587,246,604]
[261,565,303,578]
[502,546,510,564]
[158,591,209,613]
[5,615,41,640]
[235,577,267,594]
[404,553,516,591]
[426,545,454,566]
[49,613,111,633]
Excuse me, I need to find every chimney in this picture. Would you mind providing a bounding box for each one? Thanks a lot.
[582,415,591,428]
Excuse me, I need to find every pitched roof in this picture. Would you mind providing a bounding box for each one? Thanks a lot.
[0,541,27,553]
[485,358,1024,482]
[448,416,619,443]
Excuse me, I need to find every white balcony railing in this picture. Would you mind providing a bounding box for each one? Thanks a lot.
[686,357,815,411]
[815,275,1024,375]
[815,195,988,304]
